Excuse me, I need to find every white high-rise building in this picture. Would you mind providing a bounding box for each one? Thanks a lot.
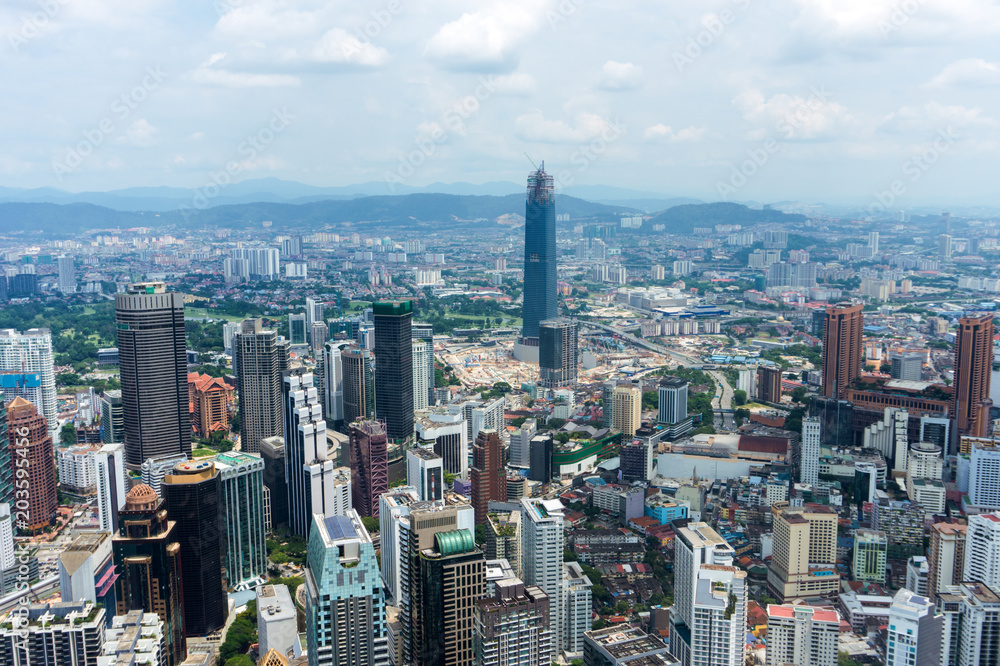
[0,328,58,442]
[800,417,820,486]
[57,255,76,293]
[967,439,1000,511]
[230,246,280,280]
[562,562,593,658]
[939,582,1000,666]
[378,487,420,604]
[305,297,325,333]
[522,498,565,659]
[869,231,880,254]
[670,522,747,666]
[765,605,840,666]
[862,407,908,475]
[509,418,537,468]
[95,443,126,533]
[412,340,431,411]
[406,447,443,502]
[905,556,929,596]
[658,378,688,425]
[964,513,1000,589]
[737,367,756,397]
[885,588,944,666]
[323,341,348,425]
[0,504,14,571]
[451,397,505,443]
[283,369,332,537]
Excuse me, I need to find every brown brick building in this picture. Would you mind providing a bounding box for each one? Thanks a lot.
[952,313,994,444]
[470,429,503,525]
[821,303,863,399]
[7,397,57,533]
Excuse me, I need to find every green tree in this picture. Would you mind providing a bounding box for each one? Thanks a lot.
[732,389,747,406]
[362,516,380,534]
[226,657,255,666]
[791,386,808,403]
[60,423,77,445]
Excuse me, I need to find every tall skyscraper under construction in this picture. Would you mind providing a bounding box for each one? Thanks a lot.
[519,164,557,361]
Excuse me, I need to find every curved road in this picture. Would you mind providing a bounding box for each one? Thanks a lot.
[707,369,736,432]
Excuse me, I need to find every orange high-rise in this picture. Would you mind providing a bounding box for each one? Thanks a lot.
[953,314,994,443]
[821,303,864,399]
[7,397,56,533]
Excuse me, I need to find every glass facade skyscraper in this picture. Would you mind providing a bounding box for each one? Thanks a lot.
[373,300,414,443]
[522,165,557,340]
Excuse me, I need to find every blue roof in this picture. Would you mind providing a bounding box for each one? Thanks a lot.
[324,515,358,541]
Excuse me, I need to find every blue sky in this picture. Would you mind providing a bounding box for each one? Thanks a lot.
[3,0,999,204]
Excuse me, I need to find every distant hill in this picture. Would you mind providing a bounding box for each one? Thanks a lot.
[643,202,808,234]
[0,193,634,233]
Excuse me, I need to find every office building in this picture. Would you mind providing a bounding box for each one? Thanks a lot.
[765,605,839,666]
[767,502,840,601]
[800,417,820,486]
[964,513,1000,589]
[415,528,485,666]
[669,521,747,666]
[56,254,75,292]
[657,377,687,425]
[510,418,536,468]
[821,303,863,399]
[379,487,420,604]
[584,624,678,666]
[853,529,888,584]
[257,584,299,661]
[234,319,290,454]
[0,328,58,441]
[100,390,124,444]
[261,435,287,529]
[529,433,554,484]
[891,354,923,381]
[611,384,642,437]
[140,452,189,497]
[342,346,375,428]
[412,339,432,410]
[100,610,170,666]
[214,451,268,589]
[95,442,126,533]
[471,429,504,525]
[475,577,552,666]
[283,369,330,536]
[162,460,226,637]
[522,165,557,342]
[939,582,1000,666]
[906,441,946,515]
[539,318,578,389]
[289,313,307,346]
[416,411,469,477]
[115,283,190,468]
[620,439,655,483]
[7,397,56,532]
[486,511,521,578]
[113,484,185,665]
[58,532,117,611]
[412,323,436,407]
[452,397,506,444]
[374,300,414,443]
[323,341,349,429]
[562,562,593,657]
[0,504,13,573]
[349,420,389,517]
[305,511,389,666]
[757,365,782,403]
[0,601,106,665]
[953,314,994,443]
[886,588,943,666]
[521,498,566,654]
[406,447,443,502]
[966,438,1000,510]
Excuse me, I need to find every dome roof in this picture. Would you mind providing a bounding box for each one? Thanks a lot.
[125,484,158,509]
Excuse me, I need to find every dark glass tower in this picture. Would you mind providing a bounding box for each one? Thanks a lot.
[162,460,226,637]
[522,165,557,340]
[115,282,190,470]
[232,318,289,454]
[374,300,414,443]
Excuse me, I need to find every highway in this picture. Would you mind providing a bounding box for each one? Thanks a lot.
[580,320,702,366]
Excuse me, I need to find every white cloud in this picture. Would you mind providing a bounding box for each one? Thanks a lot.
[514,111,615,144]
[310,29,390,67]
[119,119,158,147]
[925,58,1000,88]
[190,53,301,87]
[598,61,644,91]
[644,124,706,142]
[878,102,995,133]
[493,72,537,96]
[734,88,853,140]
[425,1,550,72]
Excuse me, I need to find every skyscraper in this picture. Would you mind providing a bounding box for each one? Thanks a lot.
[342,346,375,428]
[289,313,307,345]
[349,420,389,518]
[885,588,943,666]
[765,605,840,666]
[471,429,503,525]
[214,451,268,589]
[964,513,1000,589]
[95,442,126,533]
[161,460,226,637]
[374,300,414,443]
[412,323,436,407]
[821,303,863,399]
[538,318,578,389]
[261,435,288,530]
[233,319,288,453]
[412,339,432,410]
[115,282,190,469]
[100,390,124,444]
[323,341,349,430]
[282,369,331,537]
[379,486,420,604]
[952,313,994,444]
[658,378,688,425]
[113,484,185,666]
[757,365,782,403]
[0,396,11,509]
[7,397,56,533]
[57,254,75,293]
[522,165,557,342]
[853,529,888,584]
[304,511,389,666]
[767,502,840,601]
[474,577,552,666]
[521,498,564,658]
[406,447,443,503]
[611,384,642,437]
[0,328,58,442]
[800,417,820,486]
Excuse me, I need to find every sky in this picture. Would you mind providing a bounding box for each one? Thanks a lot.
[2,0,1000,205]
